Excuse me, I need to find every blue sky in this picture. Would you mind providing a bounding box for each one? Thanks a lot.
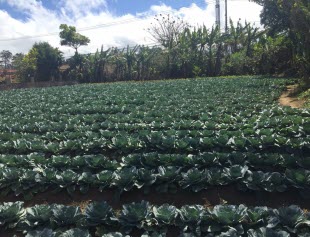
[0,0,262,56]
[0,0,207,20]
[108,1,207,16]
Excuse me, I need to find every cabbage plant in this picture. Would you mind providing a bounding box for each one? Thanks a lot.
[179,168,207,192]
[119,201,150,233]
[51,205,83,227]
[247,227,290,237]
[176,205,205,236]
[85,201,115,226]
[0,201,25,229]
[25,228,54,237]
[21,204,52,229]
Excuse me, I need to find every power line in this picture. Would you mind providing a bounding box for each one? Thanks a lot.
[0,0,210,42]
[1,0,262,58]
[0,18,149,42]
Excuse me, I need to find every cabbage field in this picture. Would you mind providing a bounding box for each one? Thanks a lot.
[0,77,309,236]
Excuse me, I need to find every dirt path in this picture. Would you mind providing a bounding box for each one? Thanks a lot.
[0,186,309,210]
[279,85,305,108]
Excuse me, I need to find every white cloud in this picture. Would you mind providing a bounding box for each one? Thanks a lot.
[59,0,107,19]
[0,0,262,57]
[222,0,262,27]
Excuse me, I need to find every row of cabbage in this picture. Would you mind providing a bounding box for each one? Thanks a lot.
[0,107,308,134]
[0,118,308,144]
[0,151,309,171]
[25,229,165,237]
[0,165,309,198]
[1,201,309,236]
[23,228,308,237]
[0,131,308,155]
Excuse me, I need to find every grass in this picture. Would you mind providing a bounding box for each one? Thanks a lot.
[298,88,310,108]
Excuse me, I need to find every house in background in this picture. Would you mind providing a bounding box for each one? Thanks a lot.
[0,68,17,84]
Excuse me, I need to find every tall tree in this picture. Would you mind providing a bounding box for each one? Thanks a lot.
[250,0,310,87]
[33,42,63,81]
[147,14,189,77]
[59,24,90,53]
[18,48,38,82]
[0,50,13,69]
[12,53,24,69]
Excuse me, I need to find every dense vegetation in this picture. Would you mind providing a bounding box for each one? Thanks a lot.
[0,201,309,236]
[0,1,309,236]
[0,1,309,89]
[0,77,309,236]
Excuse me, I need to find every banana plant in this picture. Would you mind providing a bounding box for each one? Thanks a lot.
[124,45,139,81]
[93,46,112,82]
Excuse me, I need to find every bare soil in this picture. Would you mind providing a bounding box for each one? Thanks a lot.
[0,186,308,210]
[279,85,305,108]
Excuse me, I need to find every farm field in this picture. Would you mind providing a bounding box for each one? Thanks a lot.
[0,77,309,236]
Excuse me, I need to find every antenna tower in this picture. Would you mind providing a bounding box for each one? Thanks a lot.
[215,0,221,28]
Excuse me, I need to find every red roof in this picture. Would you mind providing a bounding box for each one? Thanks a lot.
[0,69,17,73]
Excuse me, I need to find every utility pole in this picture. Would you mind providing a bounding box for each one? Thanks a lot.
[215,0,221,28]
[225,0,228,32]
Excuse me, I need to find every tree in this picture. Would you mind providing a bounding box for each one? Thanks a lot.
[290,0,310,86]
[33,42,63,81]
[18,48,38,82]
[14,42,63,82]
[147,14,189,77]
[0,50,13,69]
[250,0,291,35]
[250,0,310,87]
[136,45,161,81]
[12,53,24,69]
[59,24,90,53]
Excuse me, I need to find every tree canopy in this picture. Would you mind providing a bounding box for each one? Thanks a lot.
[33,42,63,81]
[251,0,310,87]
[0,50,13,69]
[59,24,90,53]
[14,42,63,82]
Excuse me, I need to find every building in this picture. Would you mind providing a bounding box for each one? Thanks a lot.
[0,69,17,83]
